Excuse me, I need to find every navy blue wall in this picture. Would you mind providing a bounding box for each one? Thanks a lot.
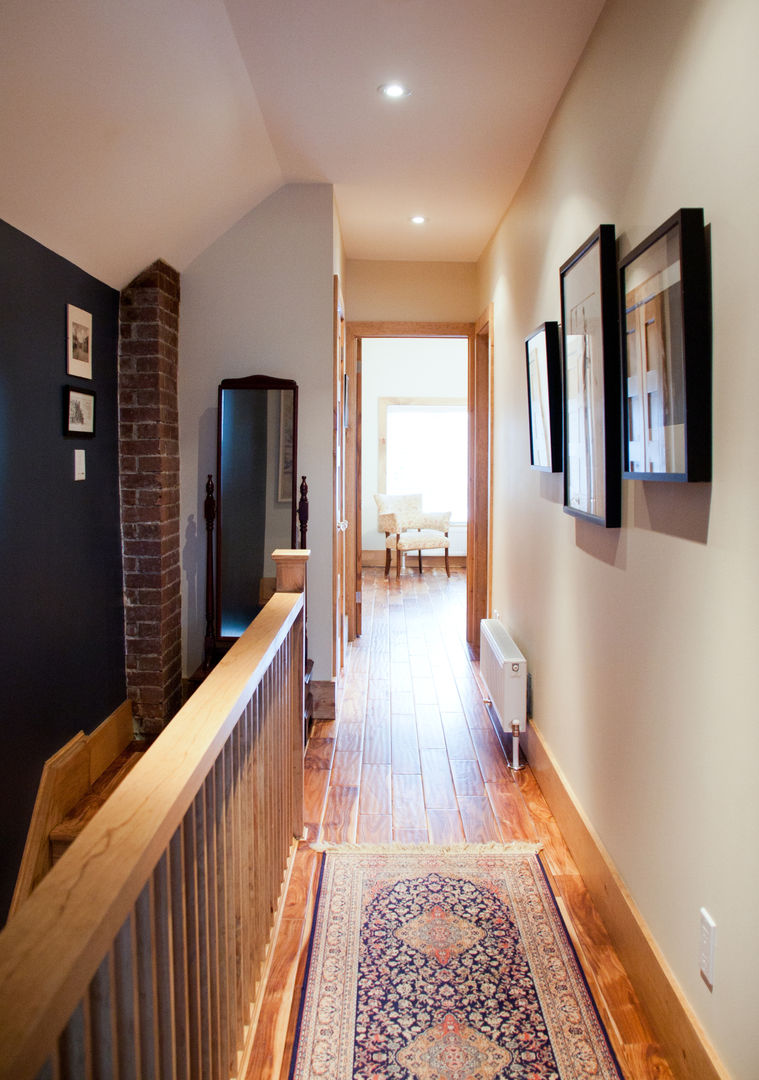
[0,220,126,922]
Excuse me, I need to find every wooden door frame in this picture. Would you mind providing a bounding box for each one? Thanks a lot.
[344,321,477,642]
[467,305,494,655]
[332,276,347,680]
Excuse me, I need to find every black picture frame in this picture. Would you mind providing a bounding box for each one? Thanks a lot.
[63,385,96,437]
[619,208,710,482]
[525,322,562,472]
[560,225,621,527]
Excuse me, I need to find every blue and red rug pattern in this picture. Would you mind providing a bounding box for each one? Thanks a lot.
[290,846,623,1080]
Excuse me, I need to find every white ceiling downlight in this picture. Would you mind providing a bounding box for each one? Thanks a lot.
[378,82,411,99]
[410,215,427,225]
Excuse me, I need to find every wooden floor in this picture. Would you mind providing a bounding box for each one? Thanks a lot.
[247,567,676,1080]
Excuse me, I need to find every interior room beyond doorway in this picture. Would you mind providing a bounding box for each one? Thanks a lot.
[361,336,469,571]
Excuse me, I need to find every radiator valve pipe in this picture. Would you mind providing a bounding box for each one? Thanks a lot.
[509,719,525,771]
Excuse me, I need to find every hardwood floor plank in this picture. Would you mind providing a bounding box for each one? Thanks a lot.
[335,723,364,753]
[440,711,476,761]
[450,758,485,796]
[303,736,334,771]
[470,727,512,783]
[419,748,458,810]
[485,779,538,843]
[394,827,429,843]
[426,808,465,844]
[458,796,502,843]
[330,749,362,788]
[321,785,358,843]
[392,773,426,828]
[415,703,446,750]
[391,714,420,774]
[357,814,393,843]
[363,716,391,765]
[358,764,391,816]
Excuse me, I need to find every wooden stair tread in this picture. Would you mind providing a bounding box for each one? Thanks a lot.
[48,741,148,860]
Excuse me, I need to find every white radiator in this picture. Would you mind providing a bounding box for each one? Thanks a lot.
[479,619,527,734]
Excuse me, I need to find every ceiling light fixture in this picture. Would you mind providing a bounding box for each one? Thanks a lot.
[410,215,427,225]
[378,82,411,99]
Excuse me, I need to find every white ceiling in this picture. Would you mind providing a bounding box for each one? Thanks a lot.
[0,0,604,287]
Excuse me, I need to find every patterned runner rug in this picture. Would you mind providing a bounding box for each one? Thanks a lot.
[290,844,623,1080]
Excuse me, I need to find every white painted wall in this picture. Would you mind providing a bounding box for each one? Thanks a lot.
[179,183,335,680]
[477,0,759,1074]
[361,337,468,556]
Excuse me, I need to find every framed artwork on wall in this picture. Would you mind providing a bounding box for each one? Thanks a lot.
[525,322,562,472]
[560,224,621,527]
[619,208,711,481]
[64,386,96,436]
[67,304,93,379]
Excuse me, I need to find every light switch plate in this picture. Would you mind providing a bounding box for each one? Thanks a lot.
[74,448,86,480]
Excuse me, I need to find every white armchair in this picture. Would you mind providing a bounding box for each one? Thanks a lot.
[374,493,451,579]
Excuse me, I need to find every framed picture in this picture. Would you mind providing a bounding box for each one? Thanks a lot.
[525,322,562,472]
[67,304,93,379]
[277,389,294,502]
[560,224,621,527]
[619,208,710,481]
[64,386,96,436]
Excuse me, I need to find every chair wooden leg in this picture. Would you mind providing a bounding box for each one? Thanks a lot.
[384,545,391,578]
[444,548,450,577]
[418,550,423,574]
[396,536,402,579]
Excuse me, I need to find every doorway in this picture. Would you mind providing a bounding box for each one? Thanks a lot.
[344,320,490,650]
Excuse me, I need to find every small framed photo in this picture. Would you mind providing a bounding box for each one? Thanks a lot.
[67,304,93,379]
[525,322,562,472]
[619,208,710,481]
[64,386,96,437]
[560,224,621,527]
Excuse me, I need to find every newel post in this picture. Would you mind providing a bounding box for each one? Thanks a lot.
[272,549,310,592]
[272,548,310,838]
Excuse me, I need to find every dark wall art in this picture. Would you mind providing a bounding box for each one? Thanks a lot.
[559,224,621,527]
[525,322,562,472]
[619,208,711,482]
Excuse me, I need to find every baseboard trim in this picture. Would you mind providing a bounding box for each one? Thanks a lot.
[525,722,729,1080]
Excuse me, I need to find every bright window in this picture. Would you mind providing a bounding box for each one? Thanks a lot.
[384,401,468,522]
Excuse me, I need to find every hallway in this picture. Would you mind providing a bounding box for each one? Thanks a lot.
[250,568,675,1079]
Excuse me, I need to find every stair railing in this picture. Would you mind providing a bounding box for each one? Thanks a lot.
[0,549,309,1080]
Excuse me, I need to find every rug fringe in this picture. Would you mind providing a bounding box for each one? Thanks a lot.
[308,840,543,855]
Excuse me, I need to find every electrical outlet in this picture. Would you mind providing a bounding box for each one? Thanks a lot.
[699,908,716,989]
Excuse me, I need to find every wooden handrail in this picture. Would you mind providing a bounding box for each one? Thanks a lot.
[0,584,305,1080]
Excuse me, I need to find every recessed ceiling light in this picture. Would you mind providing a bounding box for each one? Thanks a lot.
[378,82,411,99]
[410,215,427,225]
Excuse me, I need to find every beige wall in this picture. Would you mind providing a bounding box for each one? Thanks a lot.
[345,259,479,322]
[476,0,758,1074]
[179,183,335,680]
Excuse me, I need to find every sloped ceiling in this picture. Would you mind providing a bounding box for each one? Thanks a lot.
[0,0,604,288]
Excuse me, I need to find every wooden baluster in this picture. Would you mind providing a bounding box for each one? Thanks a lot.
[113,917,137,1080]
[211,753,230,1080]
[169,826,190,1079]
[58,1000,85,1080]
[203,768,221,1080]
[152,852,176,1080]
[237,707,253,1036]
[134,882,157,1079]
[182,805,201,1078]
[193,788,211,1079]
[88,955,113,1080]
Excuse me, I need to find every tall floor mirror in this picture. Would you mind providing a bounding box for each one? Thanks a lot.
[216,375,298,644]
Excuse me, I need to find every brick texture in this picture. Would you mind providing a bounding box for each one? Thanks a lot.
[119,261,182,734]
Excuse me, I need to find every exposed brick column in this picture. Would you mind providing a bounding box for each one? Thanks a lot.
[118,260,182,734]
